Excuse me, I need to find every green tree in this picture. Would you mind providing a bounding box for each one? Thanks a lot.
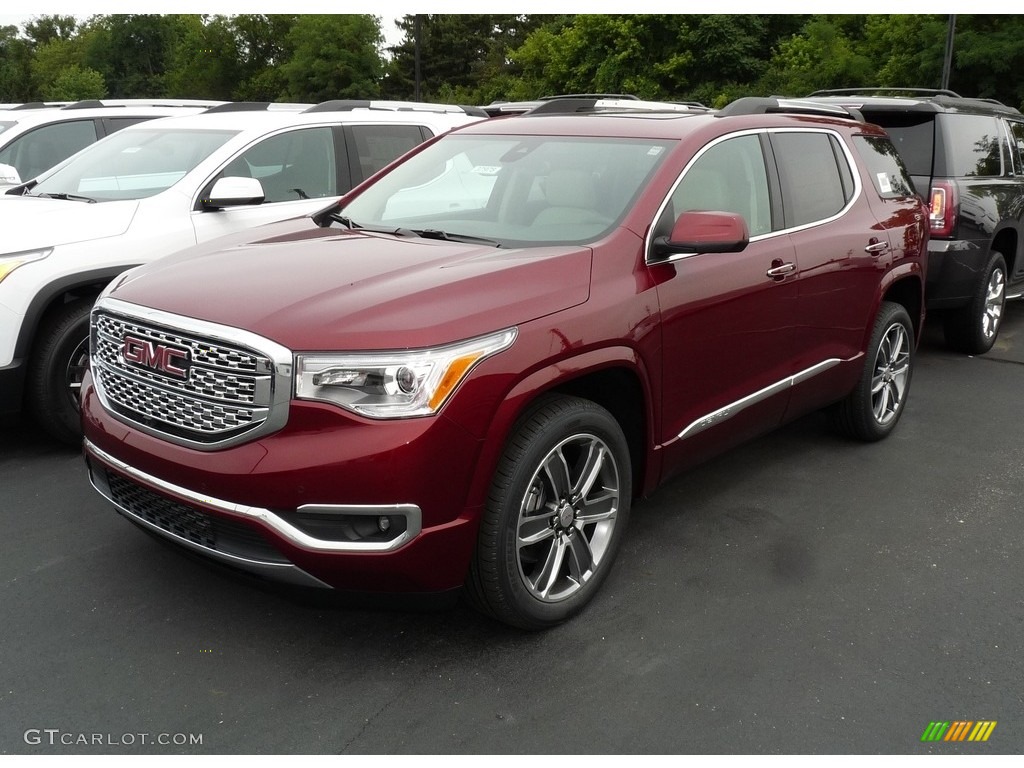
[164,15,241,99]
[41,64,107,100]
[229,14,297,100]
[0,25,35,102]
[83,14,181,97]
[278,15,383,102]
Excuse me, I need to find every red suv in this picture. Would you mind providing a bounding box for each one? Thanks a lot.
[81,96,928,629]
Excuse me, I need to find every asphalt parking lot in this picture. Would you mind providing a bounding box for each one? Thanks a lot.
[2,305,1022,755]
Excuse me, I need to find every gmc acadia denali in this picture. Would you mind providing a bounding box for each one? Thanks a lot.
[81,97,928,629]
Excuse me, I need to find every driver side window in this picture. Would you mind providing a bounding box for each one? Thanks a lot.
[659,134,772,239]
[222,127,337,203]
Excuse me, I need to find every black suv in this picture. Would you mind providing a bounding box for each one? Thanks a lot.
[807,88,1024,354]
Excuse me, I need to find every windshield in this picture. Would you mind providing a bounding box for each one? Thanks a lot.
[339,133,673,246]
[32,128,237,201]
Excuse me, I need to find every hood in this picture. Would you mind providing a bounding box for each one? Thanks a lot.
[111,226,593,350]
[0,196,139,252]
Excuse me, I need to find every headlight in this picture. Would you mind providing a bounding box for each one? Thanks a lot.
[296,328,517,418]
[0,247,54,284]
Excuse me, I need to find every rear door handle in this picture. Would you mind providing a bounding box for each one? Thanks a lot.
[864,241,890,255]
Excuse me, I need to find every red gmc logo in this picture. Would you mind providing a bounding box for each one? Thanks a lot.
[122,335,190,379]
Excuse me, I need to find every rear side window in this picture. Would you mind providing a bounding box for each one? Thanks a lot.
[1007,121,1024,175]
[854,136,916,199]
[349,124,427,181]
[772,131,851,228]
[939,114,1004,177]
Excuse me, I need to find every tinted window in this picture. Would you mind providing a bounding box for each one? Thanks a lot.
[941,114,1004,177]
[350,124,425,180]
[862,112,934,178]
[854,136,916,199]
[221,127,337,203]
[1007,121,1024,175]
[772,132,849,227]
[665,134,771,237]
[0,119,97,181]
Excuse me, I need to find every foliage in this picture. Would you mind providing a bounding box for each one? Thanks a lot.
[1,14,1023,113]
[41,64,107,100]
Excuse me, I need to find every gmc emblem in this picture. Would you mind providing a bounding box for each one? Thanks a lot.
[122,335,191,379]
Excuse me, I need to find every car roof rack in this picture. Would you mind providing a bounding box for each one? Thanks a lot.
[809,87,963,99]
[302,100,488,117]
[716,96,864,121]
[525,96,709,116]
[538,93,641,101]
[202,102,313,114]
[58,98,226,110]
[10,102,54,111]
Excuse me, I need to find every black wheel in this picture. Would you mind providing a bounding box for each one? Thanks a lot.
[943,252,1006,355]
[467,395,632,630]
[832,301,914,442]
[26,297,94,446]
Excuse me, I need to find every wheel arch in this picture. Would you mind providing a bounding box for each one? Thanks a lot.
[14,267,138,360]
[466,348,658,515]
[990,225,1016,279]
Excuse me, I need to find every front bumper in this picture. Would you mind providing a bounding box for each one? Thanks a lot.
[81,371,485,593]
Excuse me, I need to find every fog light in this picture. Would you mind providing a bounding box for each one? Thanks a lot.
[377,515,392,533]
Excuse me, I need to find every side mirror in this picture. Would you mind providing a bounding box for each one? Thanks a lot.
[0,163,22,186]
[200,176,265,210]
[653,210,749,259]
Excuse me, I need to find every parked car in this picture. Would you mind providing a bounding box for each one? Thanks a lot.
[0,99,225,189]
[81,95,927,629]
[805,88,1024,354]
[0,100,487,443]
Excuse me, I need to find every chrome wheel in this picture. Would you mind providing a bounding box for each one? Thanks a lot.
[516,433,621,603]
[981,265,1005,342]
[871,322,910,426]
[64,335,90,414]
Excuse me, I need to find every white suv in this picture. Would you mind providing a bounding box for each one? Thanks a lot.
[0,99,225,187]
[0,100,488,443]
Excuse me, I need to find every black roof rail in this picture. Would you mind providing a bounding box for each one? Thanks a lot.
[538,93,640,101]
[11,102,49,110]
[203,102,275,113]
[717,96,864,122]
[61,100,106,110]
[457,104,489,117]
[527,98,605,115]
[809,87,962,98]
[304,100,372,113]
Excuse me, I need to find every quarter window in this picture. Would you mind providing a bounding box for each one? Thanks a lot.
[772,132,851,227]
[854,136,916,199]
[350,124,427,181]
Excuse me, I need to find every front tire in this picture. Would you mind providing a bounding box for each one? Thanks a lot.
[943,252,1006,355]
[26,298,93,446]
[832,301,914,442]
[467,395,632,630]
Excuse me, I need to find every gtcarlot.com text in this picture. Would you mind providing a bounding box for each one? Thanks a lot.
[24,729,203,747]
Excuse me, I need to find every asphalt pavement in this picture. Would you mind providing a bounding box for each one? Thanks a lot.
[1,305,1022,755]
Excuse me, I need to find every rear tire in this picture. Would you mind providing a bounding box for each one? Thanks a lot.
[832,301,914,442]
[466,395,631,630]
[943,252,1006,355]
[26,298,93,446]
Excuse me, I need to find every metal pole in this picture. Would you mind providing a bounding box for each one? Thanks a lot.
[414,14,422,101]
[941,15,956,92]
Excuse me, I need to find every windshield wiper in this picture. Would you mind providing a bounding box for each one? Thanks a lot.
[35,192,98,203]
[409,229,501,247]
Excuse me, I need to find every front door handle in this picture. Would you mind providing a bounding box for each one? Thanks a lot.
[766,261,796,279]
[864,240,891,255]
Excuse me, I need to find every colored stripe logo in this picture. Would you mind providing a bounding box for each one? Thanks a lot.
[921,721,997,742]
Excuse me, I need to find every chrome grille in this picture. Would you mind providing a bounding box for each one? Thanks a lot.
[91,305,290,448]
